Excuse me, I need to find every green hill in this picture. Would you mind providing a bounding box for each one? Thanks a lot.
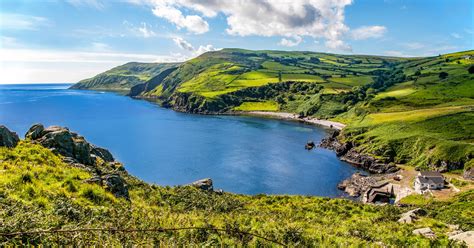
[72,49,474,175]
[70,62,180,91]
[1,132,472,246]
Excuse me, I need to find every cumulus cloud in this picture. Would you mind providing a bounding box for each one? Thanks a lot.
[173,37,195,51]
[172,36,217,57]
[138,22,157,38]
[351,25,387,40]
[151,1,209,34]
[279,36,303,47]
[135,0,356,51]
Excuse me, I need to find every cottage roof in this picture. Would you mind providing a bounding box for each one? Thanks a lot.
[417,171,444,185]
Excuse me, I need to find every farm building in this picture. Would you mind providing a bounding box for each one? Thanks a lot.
[414,171,445,194]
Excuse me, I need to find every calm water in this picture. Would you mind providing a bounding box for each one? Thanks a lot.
[0,84,359,196]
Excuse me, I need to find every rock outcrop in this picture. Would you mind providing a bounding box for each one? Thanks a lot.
[398,208,426,224]
[190,178,214,191]
[464,167,474,180]
[0,125,20,148]
[320,130,398,174]
[413,227,436,239]
[86,174,129,200]
[449,231,474,247]
[25,124,114,166]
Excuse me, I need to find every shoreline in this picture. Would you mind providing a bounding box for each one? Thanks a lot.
[241,111,346,130]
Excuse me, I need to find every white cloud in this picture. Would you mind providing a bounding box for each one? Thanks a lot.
[138,22,157,38]
[136,0,356,51]
[195,44,216,55]
[122,21,161,38]
[0,14,49,30]
[151,2,209,34]
[172,37,218,57]
[67,0,105,9]
[351,25,387,40]
[279,36,303,47]
[173,37,194,51]
[451,33,462,39]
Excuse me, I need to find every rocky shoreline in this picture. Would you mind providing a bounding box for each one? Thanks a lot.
[319,130,399,174]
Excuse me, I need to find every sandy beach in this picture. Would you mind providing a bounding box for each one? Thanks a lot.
[244,111,346,130]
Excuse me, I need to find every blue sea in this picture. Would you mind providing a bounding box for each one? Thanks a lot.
[0,83,360,196]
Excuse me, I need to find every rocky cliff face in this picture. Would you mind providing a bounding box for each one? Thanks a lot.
[25,124,129,199]
[320,130,399,174]
[0,126,19,148]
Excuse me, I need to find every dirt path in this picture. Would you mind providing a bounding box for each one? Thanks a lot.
[244,111,346,130]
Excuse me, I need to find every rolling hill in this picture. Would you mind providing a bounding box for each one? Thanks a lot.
[73,49,474,175]
[70,62,180,91]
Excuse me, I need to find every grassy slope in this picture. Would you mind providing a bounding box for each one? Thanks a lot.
[71,62,180,91]
[335,51,474,170]
[1,142,472,246]
[147,48,402,100]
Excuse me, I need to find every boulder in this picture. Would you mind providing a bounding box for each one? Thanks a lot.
[398,208,426,224]
[464,167,474,180]
[449,231,474,247]
[103,174,129,199]
[305,141,315,150]
[25,124,115,166]
[91,145,114,162]
[413,227,436,239]
[25,123,44,140]
[85,174,129,200]
[191,178,213,191]
[0,125,20,148]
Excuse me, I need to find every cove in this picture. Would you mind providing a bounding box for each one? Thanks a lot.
[0,84,360,196]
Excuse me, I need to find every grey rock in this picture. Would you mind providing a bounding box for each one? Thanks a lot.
[85,174,129,200]
[413,227,436,239]
[26,124,115,166]
[191,178,213,191]
[398,208,426,224]
[0,125,19,148]
[25,123,44,140]
[103,174,129,199]
[464,167,474,180]
[91,145,114,162]
[449,231,474,247]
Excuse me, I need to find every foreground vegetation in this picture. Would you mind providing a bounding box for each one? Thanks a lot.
[1,141,472,246]
[74,49,474,174]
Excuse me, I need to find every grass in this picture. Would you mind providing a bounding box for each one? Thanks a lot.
[1,141,472,246]
[233,101,279,111]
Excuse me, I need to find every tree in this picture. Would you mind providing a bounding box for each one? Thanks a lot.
[439,72,448,79]
[468,65,474,74]
[414,70,421,76]
[278,71,282,82]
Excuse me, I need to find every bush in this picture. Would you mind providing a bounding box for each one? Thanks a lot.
[439,72,448,79]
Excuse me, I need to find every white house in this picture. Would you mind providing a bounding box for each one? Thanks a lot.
[414,171,445,194]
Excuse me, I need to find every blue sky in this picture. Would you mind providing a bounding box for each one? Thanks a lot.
[0,0,472,83]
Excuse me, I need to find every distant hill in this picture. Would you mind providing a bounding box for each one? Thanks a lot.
[72,49,474,174]
[70,62,180,91]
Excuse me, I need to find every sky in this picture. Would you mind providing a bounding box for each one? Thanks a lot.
[0,0,472,84]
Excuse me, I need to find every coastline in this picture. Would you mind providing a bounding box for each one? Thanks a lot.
[241,111,346,130]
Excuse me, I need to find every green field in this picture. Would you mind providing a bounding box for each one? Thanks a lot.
[233,101,279,111]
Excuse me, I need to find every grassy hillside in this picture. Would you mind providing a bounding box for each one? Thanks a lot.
[1,141,472,246]
[72,49,474,174]
[70,62,180,91]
